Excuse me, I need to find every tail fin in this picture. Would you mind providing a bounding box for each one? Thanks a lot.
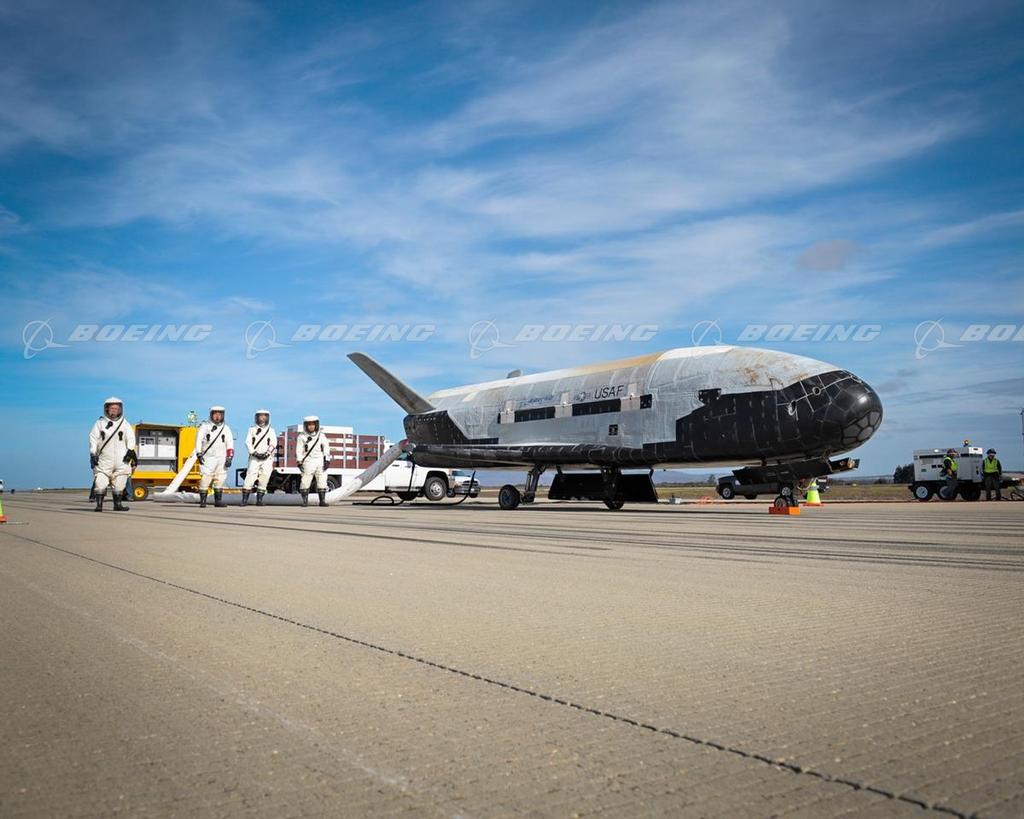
[348,353,434,415]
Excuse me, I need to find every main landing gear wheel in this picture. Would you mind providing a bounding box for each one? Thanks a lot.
[912,483,934,502]
[498,484,521,510]
[603,498,625,510]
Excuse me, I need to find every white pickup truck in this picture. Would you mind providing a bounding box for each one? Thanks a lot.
[237,453,479,502]
[365,453,480,501]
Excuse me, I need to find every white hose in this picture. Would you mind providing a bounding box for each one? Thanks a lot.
[153,441,409,505]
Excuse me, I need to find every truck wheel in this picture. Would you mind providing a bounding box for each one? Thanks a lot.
[326,476,341,491]
[718,483,736,500]
[912,483,933,502]
[498,484,521,510]
[132,484,150,501]
[423,476,448,502]
[961,485,981,502]
[937,484,957,501]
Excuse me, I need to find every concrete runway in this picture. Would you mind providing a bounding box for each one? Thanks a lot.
[1,493,1021,818]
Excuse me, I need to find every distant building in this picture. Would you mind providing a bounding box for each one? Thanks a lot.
[278,425,389,471]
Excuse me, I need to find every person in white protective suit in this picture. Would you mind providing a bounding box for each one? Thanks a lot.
[297,415,331,507]
[241,409,277,506]
[88,396,137,512]
[194,406,234,508]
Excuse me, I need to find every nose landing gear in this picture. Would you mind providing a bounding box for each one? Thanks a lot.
[498,484,522,510]
[498,466,545,510]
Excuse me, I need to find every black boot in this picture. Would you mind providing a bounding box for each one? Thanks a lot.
[300,490,309,507]
[200,491,208,508]
[113,493,126,511]
[94,489,106,512]
[214,490,225,508]
[318,490,327,507]
[256,491,265,506]
[116,490,130,510]
[241,491,250,506]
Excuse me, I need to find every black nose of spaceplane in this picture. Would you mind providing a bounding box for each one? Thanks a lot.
[833,373,883,450]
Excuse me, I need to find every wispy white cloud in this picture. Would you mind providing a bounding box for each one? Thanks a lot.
[917,209,1024,248]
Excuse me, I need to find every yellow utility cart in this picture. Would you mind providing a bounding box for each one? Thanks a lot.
[130,423,201,500]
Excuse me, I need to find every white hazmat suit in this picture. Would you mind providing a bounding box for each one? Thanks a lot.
[297,416,331,506]
[194,406,234,507]
[89,397,136,512]
[242,409,277,505]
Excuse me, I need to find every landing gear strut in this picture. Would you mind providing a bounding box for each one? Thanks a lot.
[602,467,625,511]
[522,466,545,504]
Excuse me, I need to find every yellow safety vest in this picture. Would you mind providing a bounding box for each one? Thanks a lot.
[944,457,957,474]
[983,458,1000,474]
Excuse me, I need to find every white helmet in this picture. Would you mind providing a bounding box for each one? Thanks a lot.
[103,396,124,420]
[209,405,226,422]
[254,408,271,426]
[303,415,320,433]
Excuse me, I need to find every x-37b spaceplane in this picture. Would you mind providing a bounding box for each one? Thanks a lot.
[349,346,882,510]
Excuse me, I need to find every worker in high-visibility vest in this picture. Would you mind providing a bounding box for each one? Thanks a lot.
[983,448,1003,501]
[941,448,958,500]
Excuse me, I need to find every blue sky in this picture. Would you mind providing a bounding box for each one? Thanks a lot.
[2,0,1022,488]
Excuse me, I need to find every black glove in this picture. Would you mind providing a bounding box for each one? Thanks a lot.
[323,459,330,470]
[225,456,233,468]
[123,449,137,467]
[90,454,99,469]
[197,454,205,466]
